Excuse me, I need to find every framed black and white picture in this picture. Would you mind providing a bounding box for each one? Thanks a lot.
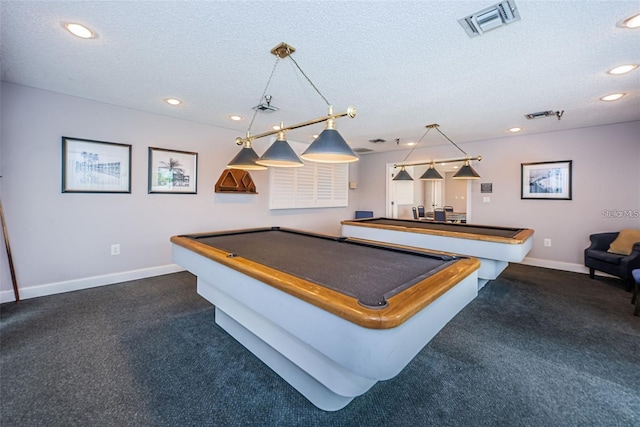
[62,137,132,193]
[148,147,198,194]
[521,160,572,200]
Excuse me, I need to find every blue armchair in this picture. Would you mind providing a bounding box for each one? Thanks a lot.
[584,232,640,291]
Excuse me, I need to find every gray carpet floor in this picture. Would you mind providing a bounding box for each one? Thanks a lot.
[1,264,638,426]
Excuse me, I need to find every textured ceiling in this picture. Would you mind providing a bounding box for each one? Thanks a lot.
[1,1,639,155]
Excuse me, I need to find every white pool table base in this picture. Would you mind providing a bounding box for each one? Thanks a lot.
[173,243,478,411]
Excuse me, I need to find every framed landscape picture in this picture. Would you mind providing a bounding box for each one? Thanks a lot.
[62,137,132,193]
[521,160,572,200]
[148,147,198,194]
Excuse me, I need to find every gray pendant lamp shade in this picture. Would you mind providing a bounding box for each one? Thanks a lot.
[300,128,359,163]
[393,166,414,181]
[420,164,444,180]
[453,160,481,179]
[226,145,268,170]
[256,137,304,167]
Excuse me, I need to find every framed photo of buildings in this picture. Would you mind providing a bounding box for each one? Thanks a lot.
[521,160,572,200]
[148,147,198,194]
[62,137,132,193]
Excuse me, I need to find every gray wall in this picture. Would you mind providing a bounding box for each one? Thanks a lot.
[0,83,355,300]
[353,120,640,270]
[1,82,639,301]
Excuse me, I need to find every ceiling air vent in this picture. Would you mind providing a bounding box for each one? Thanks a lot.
[525,110,564,120]
[368,138,386,144]
[353,148,374,154]
[458,0,521,38]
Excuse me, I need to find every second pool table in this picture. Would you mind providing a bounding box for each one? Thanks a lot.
[341,217,534,289]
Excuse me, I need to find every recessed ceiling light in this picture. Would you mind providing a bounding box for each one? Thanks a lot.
[272,125,281,131]
[406,142,416,146]
[64,23,95,39]
[164,98,182,106]
[600,93,625,101]
[509,127,522,133]
[608,64,638,75]
[228,115,243,121]
[622,13,640,29]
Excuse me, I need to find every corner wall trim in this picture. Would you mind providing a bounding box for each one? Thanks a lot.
[0,264,186,303]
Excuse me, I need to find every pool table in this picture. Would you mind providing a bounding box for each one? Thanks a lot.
[171,227,479,411]
[341,218,534,289]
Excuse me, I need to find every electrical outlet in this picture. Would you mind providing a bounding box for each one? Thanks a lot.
[543,239,551,247]
[111,244,120,255]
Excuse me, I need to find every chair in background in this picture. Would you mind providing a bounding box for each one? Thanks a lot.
[434,208,446,222]
[444,206,454,212]
[417,205,426,218]
[412,207,419,220]
[584,230,640,291]
[355,211,374,219]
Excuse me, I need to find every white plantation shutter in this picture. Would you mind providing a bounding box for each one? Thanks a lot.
[269,167,296,208]
[296,164,315,204]
[270,162,349,209]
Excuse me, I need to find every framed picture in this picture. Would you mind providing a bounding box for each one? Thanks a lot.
[521,160,572,200]
[62,137,132,193]
[148,147,198,194]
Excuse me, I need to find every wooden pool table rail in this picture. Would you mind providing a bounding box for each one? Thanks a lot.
[171,234,479,329]
[341,219,534,245]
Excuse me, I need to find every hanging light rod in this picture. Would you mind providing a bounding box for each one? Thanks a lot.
[234,106,357,146]
[393,123,482,167]
[227,42,359,168]
[392,123,482,180]
[393,156,482,168]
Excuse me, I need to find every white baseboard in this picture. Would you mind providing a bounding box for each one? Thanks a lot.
[519,257,621,279]
[0,258,614,304]
[520,257,589,274]
[0,264,186,304]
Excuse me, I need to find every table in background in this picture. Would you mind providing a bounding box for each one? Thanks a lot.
[425,211,467,222]
[171,227,479,411]
[341,217,533,289]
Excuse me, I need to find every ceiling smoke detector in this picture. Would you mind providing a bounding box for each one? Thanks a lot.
[525,110,564,120]
[458,0,521,38]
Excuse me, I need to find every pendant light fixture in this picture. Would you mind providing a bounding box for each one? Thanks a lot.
[300,107,359,163]
[392,128,433,181]
[419,163,444,180]
[255,127,304,168]
[226,137,267,170]
[227,43,357,170]
[453,159,481,179]
[394,165,414,181]
[393,124,482,180]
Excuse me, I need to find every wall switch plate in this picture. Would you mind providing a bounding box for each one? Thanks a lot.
[483,196,490,203]
[111,244,120,255]
[543,239,551,247]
